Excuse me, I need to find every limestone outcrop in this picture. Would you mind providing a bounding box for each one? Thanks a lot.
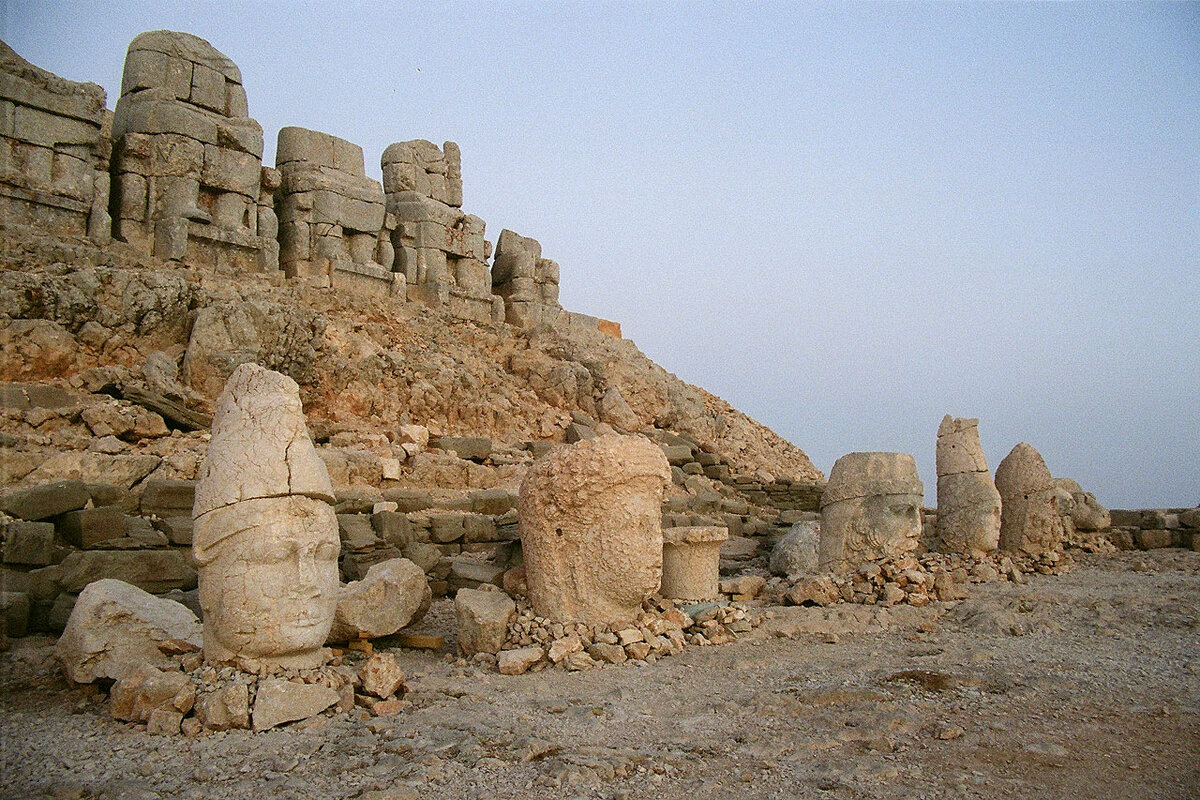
[192,362,339,670]
[995,442,1066,556]
[819,452,923,573]
[518,433,671,625]
[934,415,1001,557]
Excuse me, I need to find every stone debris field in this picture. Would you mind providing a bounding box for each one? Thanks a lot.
[0,28,1197,800]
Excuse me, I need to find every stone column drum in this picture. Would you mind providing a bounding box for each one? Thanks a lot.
[819,452,924,573]
[660,526,728,601]
[994,442,1066,556]
[935,415,1001,557]
[192,363,340,671]
[518,433,671,626]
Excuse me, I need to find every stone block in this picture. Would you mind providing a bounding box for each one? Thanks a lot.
[120,45,192,99]
[139,479,196,517]
[56,507,129,549]
[455,588,514,656]
[470,488,517,516]
[56,550,197,594]
[462,514,499,543]
[337,514,378,551]
[11,104,100,147]
[189,63,226,113]
[201,145,259,195]
[113,93,218,144]
[1135,529,1173,550]
[327,558,430,643]
[2,479,91,521]
[429,514,465,544]
[252,679,337,731]
[370,511,414,547]
[0,591,30,637]
[2,520,55,565]
[431,436,491,461]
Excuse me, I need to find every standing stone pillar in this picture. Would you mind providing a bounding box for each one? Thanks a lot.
[934,415,1001,557]
[518,434,671,626]
[819,452,924,573]
[192,363,339,671]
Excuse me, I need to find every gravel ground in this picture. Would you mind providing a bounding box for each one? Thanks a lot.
[2,548,1197,800]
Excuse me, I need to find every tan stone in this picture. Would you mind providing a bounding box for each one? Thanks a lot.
[934,416,1001,557]
[326,558,430,643]
[109,663,194,722]
[819,452,923,573]
[193,363,339,671]
[660,526,727,600]
[1055,478,1111,532]
[995,443,1065,556]
[498,645,543,675]
[455,587,515,656]
[54,578,202,684]
[769,519,820,576]
[251,678,338,731]
[194,682,250,730]
[359,652,406,699]
[519,433,671,625]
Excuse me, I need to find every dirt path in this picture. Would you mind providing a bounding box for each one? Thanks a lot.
[2,549,1197,800]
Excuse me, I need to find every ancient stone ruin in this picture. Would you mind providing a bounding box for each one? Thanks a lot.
[994,442,1067,556]
[518,433,671,626]
[818,452,924,573]
[0,41,110,241]
[192,363,340,670]
[934,415,1001,557]
[110,31,277,272]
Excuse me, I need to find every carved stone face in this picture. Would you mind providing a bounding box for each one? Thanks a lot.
[197,496,339,668]
[821,493,922,571]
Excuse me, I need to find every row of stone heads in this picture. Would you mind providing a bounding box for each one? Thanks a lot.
[0,30,562,314]
[817,416,1110,576]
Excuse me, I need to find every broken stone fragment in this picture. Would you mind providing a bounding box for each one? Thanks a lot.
[326,557,430,643]
[251,678,338,731]
[54,578,202,684]
[455,587,515,656]
[359,652,406,699]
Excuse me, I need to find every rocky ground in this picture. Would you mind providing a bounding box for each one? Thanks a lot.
[1,548,1196,800]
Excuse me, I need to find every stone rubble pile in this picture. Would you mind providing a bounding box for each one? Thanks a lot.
[478,595,762,675]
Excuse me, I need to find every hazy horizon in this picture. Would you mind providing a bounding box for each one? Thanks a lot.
[3,1,1196,509]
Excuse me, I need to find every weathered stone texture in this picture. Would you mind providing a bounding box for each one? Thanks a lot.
[995,442,1066,556]
[819,452,923,573]
[326,557,430,643]
[519,433,670,625]
[110,31,276,271]
[491,229,563,328]
[934,415,1001,557]
[193,363,339,671]
[455,587,515,656]
[0,40,110,240]
[276,126,394,295]
[660,526,727,600]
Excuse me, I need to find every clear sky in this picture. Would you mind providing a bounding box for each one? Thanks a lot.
[3,1,1197,508]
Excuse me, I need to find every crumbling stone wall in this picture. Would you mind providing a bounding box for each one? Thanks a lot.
[382,139,500,323]
[276,126,397,297]
[0,41,111,242]
[109,31,277,273]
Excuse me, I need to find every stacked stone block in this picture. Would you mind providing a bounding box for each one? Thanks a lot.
[0,41,111,241]
[110,31,277,273]
[276,126,397,296]
[382,139,500,323]
[491,229,563,327]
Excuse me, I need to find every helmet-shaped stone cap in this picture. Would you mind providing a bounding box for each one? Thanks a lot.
[820,452,923,508]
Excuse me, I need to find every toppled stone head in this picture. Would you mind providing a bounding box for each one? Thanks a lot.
[193,363,339,671]
[518,433,671,626]
[819,452,923,573]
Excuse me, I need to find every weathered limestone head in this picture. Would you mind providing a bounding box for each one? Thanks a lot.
[1055,477,1111,532]
[819,452,923,573]
[193,363,339,671]
[935,415,1001,558]
[518,434,671,626]
[994,442,1065,556]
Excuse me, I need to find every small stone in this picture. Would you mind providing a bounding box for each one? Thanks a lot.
[456,588,516,656]
[252,679,338,731]
[360,653,406,699]
[498,646,544,675]
[548,633,583,663]
[392,632,444,650]
[936,725,965,740]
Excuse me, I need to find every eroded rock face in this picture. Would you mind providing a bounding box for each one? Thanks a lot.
[518,433,670,625]
[818,452,923,573]
[770,519,820,577]
[995,443,1065,556]
[192,363,339,671]
[935,416,1001,557]
[326,557,430,643]
[1055,478,1111,532]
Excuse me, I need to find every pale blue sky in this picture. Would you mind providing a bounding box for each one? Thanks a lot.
[4,2,1197,508]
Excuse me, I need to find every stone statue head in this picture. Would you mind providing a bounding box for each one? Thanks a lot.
[194,496,339,669]
[819,452,924,573]
[192,363,340,671]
